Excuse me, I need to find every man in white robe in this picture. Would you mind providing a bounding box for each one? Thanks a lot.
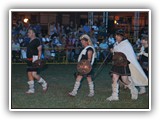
[107,29,148,101]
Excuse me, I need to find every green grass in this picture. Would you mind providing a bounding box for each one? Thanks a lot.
[11,64,149,110]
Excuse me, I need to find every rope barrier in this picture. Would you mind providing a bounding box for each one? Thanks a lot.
[11,46,111,64]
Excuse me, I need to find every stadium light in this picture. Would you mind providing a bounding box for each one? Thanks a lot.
[23,18,29,23]
[114,20,117,24]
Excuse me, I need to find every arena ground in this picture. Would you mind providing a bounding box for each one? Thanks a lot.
[11,64,149,110]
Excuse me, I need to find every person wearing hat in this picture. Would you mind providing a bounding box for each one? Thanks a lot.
[69,34,96,97]
[137,35,149,78]
[106,29,148,101]
[136,35,149,94]
[25,28,48,94]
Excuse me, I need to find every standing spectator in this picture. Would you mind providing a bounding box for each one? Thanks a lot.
[16,20,24,32]
[35,23,42,34]
[83,22,90,34]
[137,35,149,94]
[69,21,74,33]
[99,39,109,60]
[56,22,61,35]
[49,22,55,36]
[92,22,99,38]
[77,24,84,35]
[60,25,65,35]
[99,22,107,38]
[65,25,71,35]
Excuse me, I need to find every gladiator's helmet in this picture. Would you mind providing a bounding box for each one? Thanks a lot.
[77,60,92,75]
[115,29,125,37]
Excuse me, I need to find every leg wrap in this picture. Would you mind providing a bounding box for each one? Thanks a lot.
[69,81,80,96]
[38,77,48,91]
[106,83,119,101]
[88,81,94,97]
[139,86,146,94]
[26,80,35,93]
[127,81,138,100]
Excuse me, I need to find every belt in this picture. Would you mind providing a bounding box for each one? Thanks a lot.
[27,58,33,61]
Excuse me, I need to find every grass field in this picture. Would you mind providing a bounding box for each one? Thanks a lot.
[11,64,149,110]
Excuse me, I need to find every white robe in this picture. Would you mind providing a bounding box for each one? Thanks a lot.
[78,46,96,65]
[113,39,148,86]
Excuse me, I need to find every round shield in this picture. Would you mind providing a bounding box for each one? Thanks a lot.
[77,60,92,75]
[33,59,46,68]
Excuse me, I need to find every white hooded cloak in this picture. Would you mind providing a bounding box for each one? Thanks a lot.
[113,39,148,86]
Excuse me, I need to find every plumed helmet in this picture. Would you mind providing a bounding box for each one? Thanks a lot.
[115,29,125,37]
[77,60,92,75]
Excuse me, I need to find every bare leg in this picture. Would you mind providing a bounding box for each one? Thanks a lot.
[32,71,48,92]
[28,72,34,80]
[32,71,40,80]
[121,76,130,85]
[26,72,35,94]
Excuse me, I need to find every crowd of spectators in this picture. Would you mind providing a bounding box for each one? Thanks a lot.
[11,19,116,63]
[11,19,148,64]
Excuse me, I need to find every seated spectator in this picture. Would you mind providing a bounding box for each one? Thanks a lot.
[99,39,109,61]
[66,41,74,62]
[93,41,100,61]
[108,34,115,46]
[12,26,19,37]
[73,40,82,61]
[42,34,50,43]
[20,37,27,60]
[52,35,62,47]
[43,41,52,60]
[19,27,27,37]
[12,39,21,62]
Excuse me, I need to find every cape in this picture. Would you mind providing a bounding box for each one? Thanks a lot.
[78,46,96,65]
[113,39,148,86]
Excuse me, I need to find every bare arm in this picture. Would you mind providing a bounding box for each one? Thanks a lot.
[37,45,42,59]
[87,50,93,62]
